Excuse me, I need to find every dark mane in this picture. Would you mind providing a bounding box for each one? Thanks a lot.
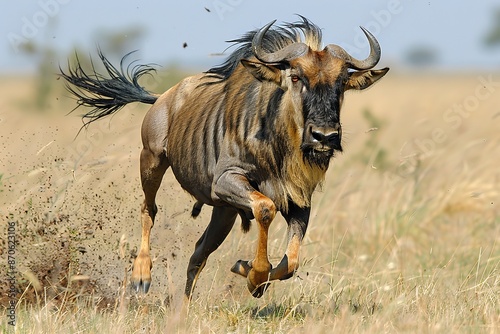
[205,16,323,82]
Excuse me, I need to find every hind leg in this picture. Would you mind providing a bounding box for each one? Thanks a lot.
[131,147,168,293]
[185,206,237,301]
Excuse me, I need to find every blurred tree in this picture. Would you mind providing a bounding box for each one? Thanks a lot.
[17,36,56,111]
[404,45,438,67]
[63,26,147,85]
[484,8,500,47]
[92,26,145,59]
[17,23,147,112]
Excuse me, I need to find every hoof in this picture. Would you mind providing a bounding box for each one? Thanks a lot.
[230,260,252,277]
[247,279,271,298]
[279,271,294,281]
[131,252,152,294]
[131,279,151,294]
[246,265,272,298]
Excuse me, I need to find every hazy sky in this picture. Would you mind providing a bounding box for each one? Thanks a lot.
[1,0,499,73]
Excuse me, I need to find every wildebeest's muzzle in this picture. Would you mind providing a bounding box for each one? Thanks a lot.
[302,122,342,153]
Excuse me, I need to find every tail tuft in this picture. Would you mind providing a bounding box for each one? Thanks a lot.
[60,48,159,131]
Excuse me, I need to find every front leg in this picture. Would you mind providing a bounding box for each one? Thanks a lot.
[270,204,310,281]
[232,203,310,283]
[213,171,276,297]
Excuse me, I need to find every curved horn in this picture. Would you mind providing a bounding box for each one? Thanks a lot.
[252,20,309,63]
[327,26,381,70]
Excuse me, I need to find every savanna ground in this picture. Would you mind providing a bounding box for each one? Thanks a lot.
[0,69,499,333]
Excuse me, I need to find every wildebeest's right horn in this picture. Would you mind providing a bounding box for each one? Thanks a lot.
[252,20,309,63]
[326,27,381,70]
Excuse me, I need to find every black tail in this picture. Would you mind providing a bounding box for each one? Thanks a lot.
[60,48,158,129]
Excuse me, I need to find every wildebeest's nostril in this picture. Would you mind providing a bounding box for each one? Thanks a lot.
[324,131,339,143]
[310,127,340,144]
[311,130,325,142]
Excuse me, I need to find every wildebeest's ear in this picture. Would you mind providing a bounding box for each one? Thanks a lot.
[241,59,281,84]
[346,67,389,90]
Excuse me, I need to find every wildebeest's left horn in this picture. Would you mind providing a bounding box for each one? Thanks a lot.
[327,27,381,70]
[252,20,309,63]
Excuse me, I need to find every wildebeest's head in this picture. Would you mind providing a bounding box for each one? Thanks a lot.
[241,18,389,167]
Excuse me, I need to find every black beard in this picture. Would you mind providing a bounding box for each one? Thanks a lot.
[302,147,335,169]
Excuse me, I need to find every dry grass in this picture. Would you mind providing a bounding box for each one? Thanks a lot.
[1,71,499,333]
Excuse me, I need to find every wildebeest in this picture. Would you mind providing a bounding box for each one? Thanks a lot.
[61,17,389,300]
